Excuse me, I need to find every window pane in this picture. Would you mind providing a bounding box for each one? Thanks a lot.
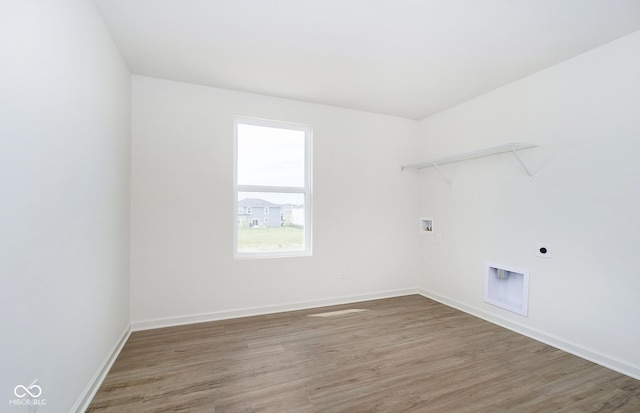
[237,192,305,253]
[237,124,305,187]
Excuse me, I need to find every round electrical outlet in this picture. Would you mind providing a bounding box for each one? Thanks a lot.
[536,243,552,258]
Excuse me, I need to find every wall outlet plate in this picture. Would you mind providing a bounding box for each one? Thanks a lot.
[536,243,552,258]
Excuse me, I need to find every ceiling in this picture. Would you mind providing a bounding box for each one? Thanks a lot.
[94,0,640,120]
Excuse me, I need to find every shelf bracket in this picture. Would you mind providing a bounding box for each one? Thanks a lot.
[432,162,452,185]
[510,148,533,177]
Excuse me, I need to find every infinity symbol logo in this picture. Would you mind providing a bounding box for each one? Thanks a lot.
[14,384,42,398]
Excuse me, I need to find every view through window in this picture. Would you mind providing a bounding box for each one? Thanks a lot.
[234,118,312,257]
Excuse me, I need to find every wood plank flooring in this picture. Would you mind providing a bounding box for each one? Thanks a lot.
[88,295,640,412]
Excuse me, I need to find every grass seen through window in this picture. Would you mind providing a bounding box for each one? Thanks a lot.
[237,226,304,252]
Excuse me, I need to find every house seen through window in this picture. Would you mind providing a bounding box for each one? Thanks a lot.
[234,118,312,258]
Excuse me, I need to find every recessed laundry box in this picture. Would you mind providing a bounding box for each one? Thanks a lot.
[484,262,529,316]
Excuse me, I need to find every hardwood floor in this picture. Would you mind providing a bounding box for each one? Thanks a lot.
[88,295,640,412]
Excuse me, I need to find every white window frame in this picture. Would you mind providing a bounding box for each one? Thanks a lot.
[264,216,270,224]
[233,117,312,259]
[264,207,269,214]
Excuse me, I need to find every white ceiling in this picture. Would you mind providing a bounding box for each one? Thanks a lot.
[94,0,640,119]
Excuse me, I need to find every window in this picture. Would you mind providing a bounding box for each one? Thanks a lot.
[234,117,312,258]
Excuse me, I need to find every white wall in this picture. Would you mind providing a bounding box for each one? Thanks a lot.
[0,1,131,411]
[416,31,640,378]
[130,76,419,327]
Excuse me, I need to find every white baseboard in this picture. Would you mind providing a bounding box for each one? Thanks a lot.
[72,324,132,413]
[131,288,418,331]
[418,288,640,381]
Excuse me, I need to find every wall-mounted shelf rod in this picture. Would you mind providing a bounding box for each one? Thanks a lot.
[401,142,537,180]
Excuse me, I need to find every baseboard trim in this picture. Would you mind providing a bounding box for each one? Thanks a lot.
[131,288,418,331]
[72,324,132,413]
[417,288,640,381]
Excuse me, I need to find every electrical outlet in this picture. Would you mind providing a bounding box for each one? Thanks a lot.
[536,243,552,258]
[338,267,347,279]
